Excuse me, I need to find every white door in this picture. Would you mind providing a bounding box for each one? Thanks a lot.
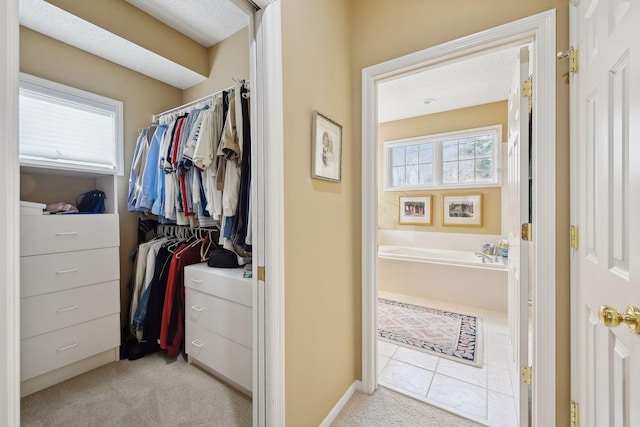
[507,46,531,427]
[573,0,640,425]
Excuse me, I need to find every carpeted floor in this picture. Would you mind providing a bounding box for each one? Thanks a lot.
[331,386,485,427]
[21,352,252,427]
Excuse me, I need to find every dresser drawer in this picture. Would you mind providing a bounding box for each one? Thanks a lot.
[21,313,120,381]
[184,264,252,306]
[21,247,119,298]
[186,324,252,391]
[21,214,119,256]
[186,287,252,348]
[21,281,120,339]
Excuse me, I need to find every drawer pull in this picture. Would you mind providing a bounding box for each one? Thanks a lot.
[56,342,78,352]
[191,340,204,348]
[191,305,205,312]
[56,305,78,313]
[189,278,203,284]
[55,231,79,236]
[56,268,79,275]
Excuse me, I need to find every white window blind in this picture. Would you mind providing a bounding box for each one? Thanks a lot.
[19,73,124,175]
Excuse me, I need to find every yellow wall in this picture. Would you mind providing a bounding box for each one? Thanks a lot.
[351,1,570,424]
[183,27,250,102]
[378,102,507,235]
[281,0,358,425]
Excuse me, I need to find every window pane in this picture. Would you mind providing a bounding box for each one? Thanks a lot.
[443,140,458,161]
[419,143,433,163]
[391,146,405,166]
[406,165,419,185]
[476,158,494,181]
[406,145,419,165]
[475,139,494,158]
[459,160,475,183]
[442,161,458,184]
[419,163,433,185]
[459,138,475,160]
[392,166,405,186]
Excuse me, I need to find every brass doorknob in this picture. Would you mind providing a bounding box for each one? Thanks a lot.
[598,305,640,334]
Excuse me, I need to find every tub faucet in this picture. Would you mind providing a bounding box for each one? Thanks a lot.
[475,252,499,263]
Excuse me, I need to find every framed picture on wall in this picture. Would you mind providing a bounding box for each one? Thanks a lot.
[399,196,432,225]
[311,111,342,182]
[442,194,482,226]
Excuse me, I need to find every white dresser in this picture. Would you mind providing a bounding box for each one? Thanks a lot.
[184,263,252,395]
[20,213,121,396]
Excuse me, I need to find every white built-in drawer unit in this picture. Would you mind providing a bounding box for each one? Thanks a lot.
[20,213,120,390]
[184,263,252,394]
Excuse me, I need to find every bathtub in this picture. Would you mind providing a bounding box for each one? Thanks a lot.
[377,245,508,312]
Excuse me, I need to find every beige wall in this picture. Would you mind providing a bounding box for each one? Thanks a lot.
[281,0,358,425]
[183,27,250,102]
[19,27,184,325]
[378,102,507,235]
[351,1,570,424]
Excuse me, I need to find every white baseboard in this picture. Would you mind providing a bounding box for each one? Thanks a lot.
[318,380,362,427]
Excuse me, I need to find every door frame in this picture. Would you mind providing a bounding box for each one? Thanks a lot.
[361,9,557,426]
[0,0,21,425]
[0,0,286,426]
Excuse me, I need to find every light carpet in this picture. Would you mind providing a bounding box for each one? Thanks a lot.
[378,298,482,367]
[21,353,251,427]
[331,386,484,427]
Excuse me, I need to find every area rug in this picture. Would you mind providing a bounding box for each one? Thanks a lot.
[378,298,482,367]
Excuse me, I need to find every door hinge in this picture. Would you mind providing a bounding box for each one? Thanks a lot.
[557,46,578,73]
[570,225,579,250]
[521,77,533,98]
[571,400,579,426]
[522,77,533,112]
[521,223,533,241]
[257,265,265,282]
[521,365,532,385]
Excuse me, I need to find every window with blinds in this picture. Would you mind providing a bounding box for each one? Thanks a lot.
[384,125,502,191]
[19,73,124,175]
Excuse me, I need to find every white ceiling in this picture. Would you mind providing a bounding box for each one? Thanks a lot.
[378,47,521,123]
[126,0,249,48]
[19,0,250,90]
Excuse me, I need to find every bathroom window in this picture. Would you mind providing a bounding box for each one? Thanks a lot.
[18,73,124,175]
[384,125,501,190]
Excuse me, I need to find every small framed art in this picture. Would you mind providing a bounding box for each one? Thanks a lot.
[399,196,432,225]
[312,111,342,182]
[442,194,482,226]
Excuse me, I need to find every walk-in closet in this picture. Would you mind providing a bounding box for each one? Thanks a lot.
[17,1,260,424]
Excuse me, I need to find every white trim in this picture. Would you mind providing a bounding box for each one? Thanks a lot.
[318,380,362,427]
[568,0,580,412]
[258,2,286,426]
[362,10,557,426]
[0,0,21,425]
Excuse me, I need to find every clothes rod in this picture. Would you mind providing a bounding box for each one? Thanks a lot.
[152,79,249,123]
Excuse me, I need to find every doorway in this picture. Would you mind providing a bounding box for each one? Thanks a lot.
[361,10,557,426]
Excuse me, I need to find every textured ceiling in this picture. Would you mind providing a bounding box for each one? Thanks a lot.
[378,47,522,123]
[19,0,208,89]
[126,0,249,48]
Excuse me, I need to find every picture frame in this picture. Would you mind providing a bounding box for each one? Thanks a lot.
[399,196,432,225]
[442,194,482,226]
[312,111,342,182]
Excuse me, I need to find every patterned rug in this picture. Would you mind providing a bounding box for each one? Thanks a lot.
[378,298,482,367]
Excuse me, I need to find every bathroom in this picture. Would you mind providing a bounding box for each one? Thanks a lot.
[374,45,527,426]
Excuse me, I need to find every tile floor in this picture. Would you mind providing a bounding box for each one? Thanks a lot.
[377,291,519,427]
